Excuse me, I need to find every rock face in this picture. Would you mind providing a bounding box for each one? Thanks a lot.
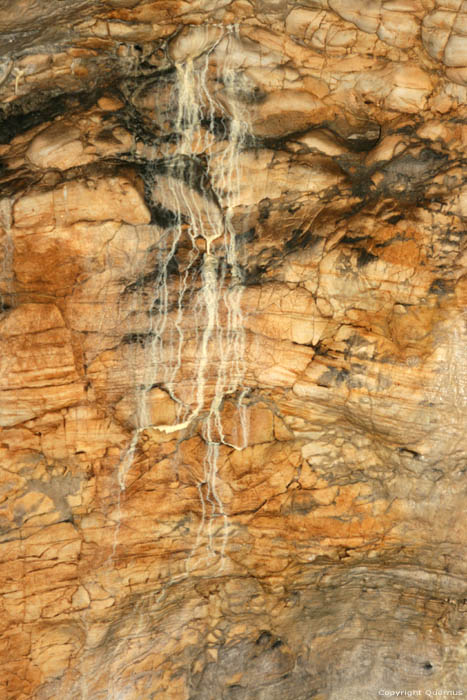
[0,2,466,699]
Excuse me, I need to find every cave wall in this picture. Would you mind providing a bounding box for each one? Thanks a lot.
[0,1,466,698]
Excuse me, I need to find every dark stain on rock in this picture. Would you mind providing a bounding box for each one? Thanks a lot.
[340,234,370,245]
[285,228,318,253]
[0,89,100,144]
[123,254,179,295]
[121,332,156,347]
[328,118,381,152]
[236,227,257,244]
[387,214,404,224]
[429,278,451,296]
[151,202,182,228]
[357,249,378,267]
[317,366,350,388]
[258,198,272,222]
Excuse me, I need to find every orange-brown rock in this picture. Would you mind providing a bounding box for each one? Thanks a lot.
[0,1,466,699]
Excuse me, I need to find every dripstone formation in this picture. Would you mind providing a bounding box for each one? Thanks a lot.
[0,1,466,698]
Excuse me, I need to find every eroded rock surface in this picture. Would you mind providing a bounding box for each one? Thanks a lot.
[0,1,466,699]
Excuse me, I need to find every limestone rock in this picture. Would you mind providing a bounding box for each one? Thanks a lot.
[0,1,466,699]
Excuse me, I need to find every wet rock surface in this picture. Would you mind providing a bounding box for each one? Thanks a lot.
[0,1,466,698]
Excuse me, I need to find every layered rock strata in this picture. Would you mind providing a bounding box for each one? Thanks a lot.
[0,1,466,698]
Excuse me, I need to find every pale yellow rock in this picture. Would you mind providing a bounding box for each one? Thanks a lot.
[422,9,454,60]
[295,129,347,156]
[378,8,420,48]
[388,64,433,111]
[0,2,465,698]
[250,90,325,137]
[169,25,224,62]
[444,32,467,66]
[13,177,150,229]
[330,0,382,34]
[312,485,339,506]
[26,121,93,170]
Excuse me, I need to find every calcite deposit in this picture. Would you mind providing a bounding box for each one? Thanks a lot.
[0,1,466,698]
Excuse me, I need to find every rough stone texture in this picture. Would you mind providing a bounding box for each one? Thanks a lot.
[0,1,466,699]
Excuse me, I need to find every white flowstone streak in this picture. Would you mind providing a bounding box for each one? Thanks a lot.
[117,26,251,564]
